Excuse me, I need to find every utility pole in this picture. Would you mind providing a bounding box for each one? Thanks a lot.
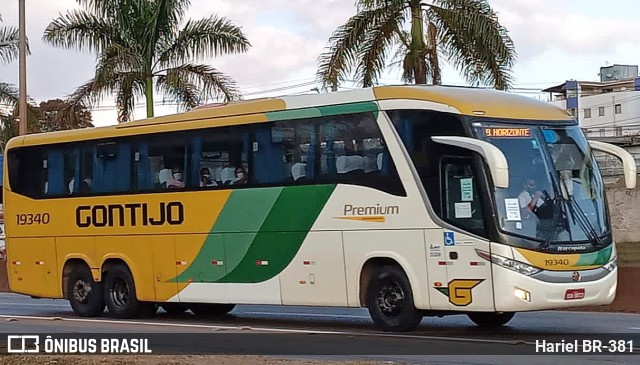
[18,0,28,135]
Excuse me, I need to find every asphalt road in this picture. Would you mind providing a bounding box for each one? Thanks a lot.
[0,293,638,364]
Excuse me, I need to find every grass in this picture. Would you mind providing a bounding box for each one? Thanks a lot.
[616,241,640,268]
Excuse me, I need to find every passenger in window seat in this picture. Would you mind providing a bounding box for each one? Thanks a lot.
[200,167,217,187]
[159,165,185,189]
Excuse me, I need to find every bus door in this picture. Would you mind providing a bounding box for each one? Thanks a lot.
[436,157,495,311]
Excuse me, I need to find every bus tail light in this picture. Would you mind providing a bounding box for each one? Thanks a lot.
[475,249,541,276]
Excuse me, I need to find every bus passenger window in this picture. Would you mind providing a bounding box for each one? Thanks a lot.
[141,140,188,191]
[91,142,131,193]
[43,148,79,196]
[199,128,249,187]
[264,120,313,184]
[79,147,94,194]
[8,148,47,198]
[317,113,404,196]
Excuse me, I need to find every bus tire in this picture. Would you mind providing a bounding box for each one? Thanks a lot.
[161,304,189,316]
[67,266,105,317]
[467,312,515,327]
[190,303,236,317]
[366,265,422,332]
[103,264,149,319]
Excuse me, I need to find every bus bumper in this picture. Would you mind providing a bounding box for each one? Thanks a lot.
[492,265,617,312]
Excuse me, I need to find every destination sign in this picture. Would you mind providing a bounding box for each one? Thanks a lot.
[484,128,530,138]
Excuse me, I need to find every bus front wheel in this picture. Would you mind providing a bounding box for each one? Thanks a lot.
[467,312,515,327]
[366,266,422,332]
[67,266,105,317]
[103,264,155,318]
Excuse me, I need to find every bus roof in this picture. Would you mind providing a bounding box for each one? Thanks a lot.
[7,85,573,148]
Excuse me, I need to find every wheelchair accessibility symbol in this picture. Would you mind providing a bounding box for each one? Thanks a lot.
[444,231,455,246]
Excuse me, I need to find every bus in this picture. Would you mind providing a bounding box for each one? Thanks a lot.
[3,85,636,332]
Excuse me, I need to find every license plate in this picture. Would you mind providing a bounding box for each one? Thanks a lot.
[564,288,585,300]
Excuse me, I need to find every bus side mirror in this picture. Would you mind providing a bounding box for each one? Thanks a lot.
[431,136,509,189]
[588,140,637,189]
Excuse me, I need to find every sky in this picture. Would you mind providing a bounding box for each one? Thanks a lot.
[2,0,640,126]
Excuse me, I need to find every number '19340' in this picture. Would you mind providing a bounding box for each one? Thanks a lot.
[17,213,50,225]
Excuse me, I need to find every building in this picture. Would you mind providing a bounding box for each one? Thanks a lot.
[543,64,640,138]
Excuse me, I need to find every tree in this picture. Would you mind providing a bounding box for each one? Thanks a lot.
[34,99,94,132]
[43,0,251,122]
[0,13,20,110]
[1,13,22,151]
[0,99,94,150]
[317,0,516,91]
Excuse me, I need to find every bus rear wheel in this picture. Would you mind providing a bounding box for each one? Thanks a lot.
[103,264,155,318]
[366,266,422,332]
[467,312,515,327]
[67,266,105,317]
[190,304,236,317]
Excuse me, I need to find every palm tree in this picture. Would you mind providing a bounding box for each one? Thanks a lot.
[0,13,20,109]
[317,0,516,91]
[44,0,251,122]
[1,13,21,149]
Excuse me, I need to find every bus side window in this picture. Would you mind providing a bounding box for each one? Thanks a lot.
[148,142,187,190]
[318,113,404,196]
[7,147,47,198]
[197,127,249,188]
[134,142,152,191]
[93,142,131,193]
[252,125,286,184]
[265,120,313,185]
[441,158,486,237]
[46,149,76,196]
[79,146,94,194]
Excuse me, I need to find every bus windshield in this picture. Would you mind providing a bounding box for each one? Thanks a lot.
[475,123,609,246]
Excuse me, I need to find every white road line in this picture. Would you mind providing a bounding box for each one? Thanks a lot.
[0,314,537,346]
[630,327,640,330]
[240,310,370,319]
[0,302,69,308]
[0,314,345,334]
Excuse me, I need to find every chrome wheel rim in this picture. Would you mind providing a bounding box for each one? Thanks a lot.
[377,281,404,316]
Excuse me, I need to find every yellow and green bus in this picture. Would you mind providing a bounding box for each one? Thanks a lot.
[3,85,636,332]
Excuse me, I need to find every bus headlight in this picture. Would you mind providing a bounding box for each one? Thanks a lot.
[476,249,542,276]
[603,256,617,273]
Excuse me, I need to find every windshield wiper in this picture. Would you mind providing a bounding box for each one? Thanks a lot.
[567,195,603,247]
[540,171,564,249]
[541,171,603,248]
[540,195,560,250]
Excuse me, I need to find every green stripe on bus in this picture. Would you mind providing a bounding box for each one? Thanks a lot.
[174,233,228,283]
[265,102,378,122]
[265,108,322,121]
[576,245,613,266]
[172,188,281,283]
[218,184,335,283]
[316,102,378,117]
[212,188,282,232]
[172,185,335,283]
